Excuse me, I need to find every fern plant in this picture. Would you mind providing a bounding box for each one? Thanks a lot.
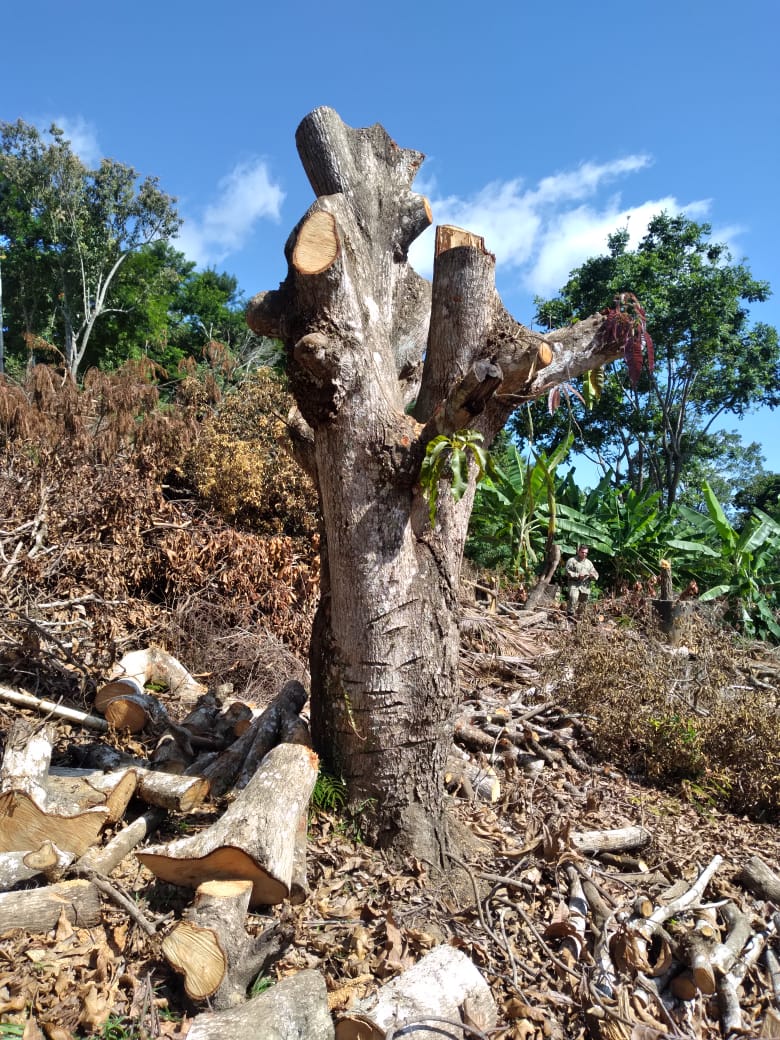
[311,770,348,812]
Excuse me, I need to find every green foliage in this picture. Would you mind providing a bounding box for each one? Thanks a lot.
[466,434,572,580]
[311,769,348,812]
[419,430,489,526]
[529,213,779,507]
[249,975,275,997]
[674,481,780,640]
[0,120,181,379]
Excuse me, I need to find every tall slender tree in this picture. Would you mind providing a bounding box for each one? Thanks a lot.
[0,120,180,378]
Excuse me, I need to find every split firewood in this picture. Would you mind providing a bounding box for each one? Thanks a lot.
[335,943,497,1040]
[0,841,74,890]
[0,720,116,856]
[0,684,108,732]
[0,878,101,933]
[137,742,318,906]
[95,646,206,713]
[184,969,334,1040]
[161,879,293,1008]
[201,679,309,797]
[50,765,209,813]
[738,855,780,903]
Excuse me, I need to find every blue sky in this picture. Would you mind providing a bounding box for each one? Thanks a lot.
[2,0,778,476]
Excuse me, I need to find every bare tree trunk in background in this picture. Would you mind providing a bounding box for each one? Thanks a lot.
[248,107,623,859]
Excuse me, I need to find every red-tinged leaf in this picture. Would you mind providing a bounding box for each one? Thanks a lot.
[625,335,643,387]
[644,330,654,374]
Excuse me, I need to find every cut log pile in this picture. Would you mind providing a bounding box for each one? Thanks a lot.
[0,648,501,1038]
[1,633,779,1038]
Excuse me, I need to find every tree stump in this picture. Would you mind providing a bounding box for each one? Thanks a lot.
[162,879,292,1008]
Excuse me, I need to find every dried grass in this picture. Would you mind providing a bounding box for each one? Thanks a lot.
[541,607,780,820]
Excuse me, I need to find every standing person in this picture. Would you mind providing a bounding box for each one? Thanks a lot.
[565,545,599,618]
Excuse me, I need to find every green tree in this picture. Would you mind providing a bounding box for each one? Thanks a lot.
[530,214,779,506]
[0,120,180,379]
[733,472,780,526]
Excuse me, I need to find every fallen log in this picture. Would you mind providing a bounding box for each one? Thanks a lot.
[738,855,780,903]
[570,825,652,856]
[335,944,497,1040]
[50,765,209,813]
[138,742,318,906]
[0,878,101,933]
[184,969,334,1040]
[76,808,165,876]
[161,879,292,1008]
[201,679,308,797]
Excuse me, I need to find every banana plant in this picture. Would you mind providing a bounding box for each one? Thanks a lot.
[674,482,780,640]
[467,434,573,580]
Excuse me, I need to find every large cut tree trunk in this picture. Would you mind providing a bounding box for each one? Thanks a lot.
[247,107,623,857]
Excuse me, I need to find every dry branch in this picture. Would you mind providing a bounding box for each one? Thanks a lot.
[0,684,108,731]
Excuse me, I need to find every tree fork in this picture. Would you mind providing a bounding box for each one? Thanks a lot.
[248,108,623,858]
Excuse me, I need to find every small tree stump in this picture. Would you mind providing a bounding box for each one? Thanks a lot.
[138,743,318,905]
[162,879,292,1008]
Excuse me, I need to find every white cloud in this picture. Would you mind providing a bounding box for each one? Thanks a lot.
[408,154,716,304]
[43,115,102,167]
[176,160,285,268]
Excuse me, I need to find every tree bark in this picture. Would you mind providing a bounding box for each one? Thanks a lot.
[0,879,101,933]
[137,743,318,905]
[248,107,624,857]
[184,970,334,1040]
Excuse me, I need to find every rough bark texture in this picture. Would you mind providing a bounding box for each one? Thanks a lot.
[0,879,102,933]
[248,107,623,857]
[184,969,334,1040]
[137,743,318,905]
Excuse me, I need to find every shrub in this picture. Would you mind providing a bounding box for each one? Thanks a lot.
[187,369,318,536]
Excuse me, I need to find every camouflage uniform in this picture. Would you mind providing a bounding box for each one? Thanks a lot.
[565,555,599,616]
